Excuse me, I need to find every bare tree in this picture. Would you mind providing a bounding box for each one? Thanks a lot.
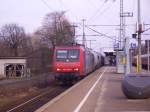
[35,11,75,48]
[0,23,26,56]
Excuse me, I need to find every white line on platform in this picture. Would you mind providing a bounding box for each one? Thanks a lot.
[73,67,107,112]
[36,68,102,112]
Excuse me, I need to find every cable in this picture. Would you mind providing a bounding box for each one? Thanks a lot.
[58,0,64,10]
[86,25,120,42]
[87,1,106,22]
[145,24,150,26]
[142,34,150,35]
[143,27,150,32]
[87,0,98,9]
[95,2,114,21]
[40,0,54,11]
[88,0,115,23]
[86,24,137,27]
[87,24,120,27]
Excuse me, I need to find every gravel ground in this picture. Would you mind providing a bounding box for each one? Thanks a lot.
[0,72,55,111]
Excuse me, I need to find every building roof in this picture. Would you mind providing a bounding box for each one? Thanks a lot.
[102,48,115,53]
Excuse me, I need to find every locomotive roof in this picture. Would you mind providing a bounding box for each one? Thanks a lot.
[54,46,105,56]
[55,45,84,49]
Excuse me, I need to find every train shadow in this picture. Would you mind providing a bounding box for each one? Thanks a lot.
[60,82,74,87]
[54,81,75,88]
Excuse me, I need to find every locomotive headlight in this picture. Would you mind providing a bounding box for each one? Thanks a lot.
[56,68,61,71]
[74,68,79,71]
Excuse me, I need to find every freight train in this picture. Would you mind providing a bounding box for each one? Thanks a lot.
[53,45,104,84]
[133,54,150,70]
[132,40,150,70]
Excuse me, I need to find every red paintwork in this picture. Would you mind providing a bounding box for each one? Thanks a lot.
[53,46,85,76]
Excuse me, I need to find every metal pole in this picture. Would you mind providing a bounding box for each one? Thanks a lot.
[82,19,86,46]
[137,0,142,72]
[148,40,150,72]
[125,37,131,74]
[54,15,57,46]
[89,40,91,49]
[120,0,124,49]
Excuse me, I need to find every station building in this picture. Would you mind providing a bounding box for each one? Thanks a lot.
[0,57,27,78]
[103,48,116,66]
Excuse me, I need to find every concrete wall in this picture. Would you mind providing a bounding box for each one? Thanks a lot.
[0,59,26,77]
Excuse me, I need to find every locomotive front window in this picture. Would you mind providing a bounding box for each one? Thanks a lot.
[68,50,79,59]
[56,50,67,59]
[56,49,80,62]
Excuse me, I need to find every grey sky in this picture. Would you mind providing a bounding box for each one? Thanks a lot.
[0,0,150,51]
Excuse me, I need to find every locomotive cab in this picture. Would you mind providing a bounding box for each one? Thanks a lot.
[53,46,84,82]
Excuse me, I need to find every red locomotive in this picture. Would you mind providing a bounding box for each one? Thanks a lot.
[53,45,104,83]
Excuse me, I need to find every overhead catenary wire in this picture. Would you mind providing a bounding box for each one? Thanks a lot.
[87,0,115,23]
[142,34,150,35]
[87,1,108,23]
[86,24,137,27]
[58,0,81,23]
[87,24,120,27]
[58,0,63,9]
[40,0,54,11]
[143,27,150,32]
[86,0,99,9]
[85,25,121,42]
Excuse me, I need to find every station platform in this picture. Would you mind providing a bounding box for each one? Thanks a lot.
[36,67,150,112]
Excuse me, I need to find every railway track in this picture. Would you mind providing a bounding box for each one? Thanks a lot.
[3,84,69,112]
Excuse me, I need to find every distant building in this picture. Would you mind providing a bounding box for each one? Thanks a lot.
[0,57,27,78]
[104,51,116,66]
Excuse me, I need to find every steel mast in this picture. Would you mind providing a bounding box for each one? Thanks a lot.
[137,0,142,72]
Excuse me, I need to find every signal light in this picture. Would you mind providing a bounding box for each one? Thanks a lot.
[132,34,137,38]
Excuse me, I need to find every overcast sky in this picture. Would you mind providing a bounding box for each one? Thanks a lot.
[0,0,150,51]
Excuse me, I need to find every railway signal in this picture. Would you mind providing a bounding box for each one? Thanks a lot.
[132,33,137,39]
